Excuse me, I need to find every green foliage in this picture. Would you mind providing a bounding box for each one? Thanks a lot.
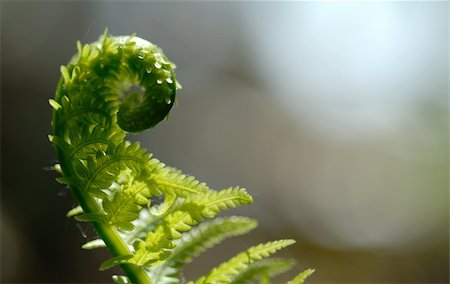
[288,269,316,284]
[232,258,296,284]
[50,30,313,284]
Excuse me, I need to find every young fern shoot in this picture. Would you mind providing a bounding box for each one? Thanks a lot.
[50,31,313,284]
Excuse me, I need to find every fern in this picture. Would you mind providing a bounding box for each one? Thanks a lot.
[192,240,296,284]
[232,258,296,284]
[288,269,316,284]
[50,30,313,284]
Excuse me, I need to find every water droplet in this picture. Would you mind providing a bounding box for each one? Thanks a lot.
[154,61,162,69]
[166,77,173,84]
[165,97,172,104]
[138,54,144,60]
[146,67,153,73]
[156,79,163,84]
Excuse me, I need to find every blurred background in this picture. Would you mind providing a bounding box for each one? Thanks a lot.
[1,1,448,283]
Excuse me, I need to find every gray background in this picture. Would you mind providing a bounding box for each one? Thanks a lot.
[1,1,448,283]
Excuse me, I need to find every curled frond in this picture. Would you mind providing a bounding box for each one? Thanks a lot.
[51,31,312,284]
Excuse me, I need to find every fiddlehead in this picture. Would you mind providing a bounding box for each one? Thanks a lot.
[50,30,313,284]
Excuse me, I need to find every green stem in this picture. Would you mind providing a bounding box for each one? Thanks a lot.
[53,108,152,284]
[57,149,152,284]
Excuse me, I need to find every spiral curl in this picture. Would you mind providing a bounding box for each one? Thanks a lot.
[54,31,179,133]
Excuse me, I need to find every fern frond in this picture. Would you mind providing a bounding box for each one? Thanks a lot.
[121,178,152,206]
[149,216,258,284]
[149,192,177,216]
[123,208,162,243]
[107,188,253,270]
[162,187,253,239]
[70,141,153,197]
[103,190,141,231]
[194,239,296,284]
[287,269,315,284]
[150,167,211,198]
[65,125,123,160]
[188,187,253,219]
[171,216,258,266]
[232,258,296,284]
[121,226,174,267]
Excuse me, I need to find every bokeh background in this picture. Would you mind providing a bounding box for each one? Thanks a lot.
[1,1,448,283]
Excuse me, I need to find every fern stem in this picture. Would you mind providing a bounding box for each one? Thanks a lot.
[53,81,152,284]
[56,148,152,284]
